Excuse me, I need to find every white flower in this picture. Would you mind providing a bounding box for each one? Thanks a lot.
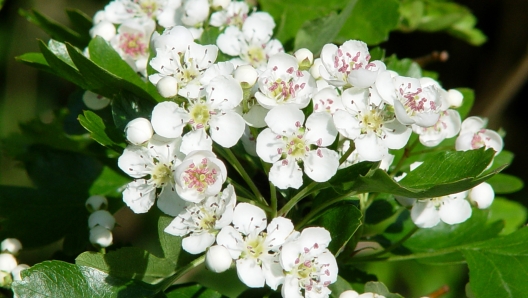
[333,87,411,162]
[165,184,236,254]
[375,72,443,127]
[210,0,249,28]
[254,53,317,109]
[1,239,22,255]
[85,195,108,212]
[103,0,181,26]
[216,12,283,69]
[110,17,155,76]
[117,135,187,216]
[181,0,210,26]
[312,87,344,114]
[150,75,245,150]
[0,253,17,273]
[125,117,154,145]
[216,203,296,289]
[468,182,494,209]
[256,105,339,189]
[412,109,461,147]
[89,226,113,248]
[206,245,232,273]
[411,191,472,228]
[88,210,116,230]
[320,40,385,89]
[338,140,394,171]
[174,150,227,203]
[455,116,503,155]
[280,227,338,298]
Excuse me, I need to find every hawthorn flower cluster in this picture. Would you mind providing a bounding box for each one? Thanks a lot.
[0,238,29,288]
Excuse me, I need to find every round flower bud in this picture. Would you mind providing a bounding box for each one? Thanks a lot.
[205,245,232,273]
[88,210,116,230]
[0,253,18,273]
[156,76,179,98]
[89,226,113,248]
[82,90,111,110]
[211,0,230,9]
[340,290,360,298]
[125,117,154,145]
[310,58,323,79]
[447,89,463,108]
[11,264,30,281]
[181,0,210,26]
[1,238,22,255]
[294,48,314,70]
[89,20,116,41]
[92,11,107,24]
[85,195,108,213]
[469,182,495,209]
[234,65,258,87]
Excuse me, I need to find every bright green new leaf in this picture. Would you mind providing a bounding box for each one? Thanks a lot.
[364,281,404,298]
[462,227,528,298]
[78,110,125,153]
[329,276,354,298]
[76,247,177,284]
[385,55,422,78]
[165,283,225,298]
[488,197,528,235]
[12,261,160,298]
[89,166,130,197]
[15,52,52,73]
[486,173,524,194]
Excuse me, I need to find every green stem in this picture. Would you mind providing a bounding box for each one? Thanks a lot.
[355,225,419,261]
[295,195,359,229]
[339,141,356,165]
[223,148,267,205]
[237,196,273,213]
[161,255,205,291]
[278,181,318,217]
[270,183,277,218]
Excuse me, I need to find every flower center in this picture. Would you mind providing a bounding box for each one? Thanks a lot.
[183,158,218,192]
[242,233,267,260]
[188,102,211,129]
[196,205,217,231]
[471,130,488,149]
[246,45,266,68]
[284,134,307,159]
[139,0,158,17]
[151,163,172,187]
[290,252,331,294]
[119,32,147,58]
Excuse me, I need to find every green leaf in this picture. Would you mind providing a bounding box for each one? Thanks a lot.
[385,55,422,78]
[488,197,528,235]
[48,39,76,67]
[76,247,176,284]
[158,214,195,267]
[462,227,528,298]
[78,110,125,153]
[65,9,93,37]
[364,281,404,298]
[111,92,156,132]
[12,261,160,298]
[312,203,362,256]
[486,173,524,194]
[329,276,354,298]
[15,52,53,73]
[165,283,225,298]
[19,9,90,48]
[294,0,359,54]
[89,166,129,197]
[336,0,400,45]
[456,88,475,119]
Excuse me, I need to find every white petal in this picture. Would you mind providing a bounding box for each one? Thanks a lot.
[209,111,246,147]
[157,186,188,216]
[216,226,244,259]
[118,146,152,178]
[262,256,285,290]
[333,110,361,140]
[181,129,213,154]
[411,200,440,228]
[265,105,305,135]
[182,233,216,254]
[269,159,303,189]
[266,217,295,250]
[207,75,243,110]
[303,148,339,182]
[282,276,303,298]
[243,104,269,128]
[355,132,388,162]
[151,101,190,138]
[304,112,338,146]
[256,128,283,163]
[298,227,331,258]
[469,182,494,209]
[122,180,156,214]
[439,197,472,225]
[205,245,232,273]
[232,203,267,235]
[236,258,265,288]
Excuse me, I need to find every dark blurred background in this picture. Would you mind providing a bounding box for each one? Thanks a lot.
[0,0,527,297]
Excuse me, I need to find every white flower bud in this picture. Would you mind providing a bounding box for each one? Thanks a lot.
[125,117,154,145]
[340,290,360,298]
[205,245,232,273]
[310,58,323,79]
[82,90,111,110]
[89,226,113,248]
[1,238,22,255]
[156,76,179,98]
[182,0,210,26]
[0,253,18,273]
[92,11,107,24]
[294,48,314,69]
[88,210,116,230]
[11,264,30,281]
[234,65,258,87]
[469,182,495,209]
[447,89,463,108]
[211,0,231,10]
[89,20,116,41]
[85,195,108,213]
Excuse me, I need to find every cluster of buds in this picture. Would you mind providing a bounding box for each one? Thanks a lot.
[0,238,29,288]
[86,195,115,248]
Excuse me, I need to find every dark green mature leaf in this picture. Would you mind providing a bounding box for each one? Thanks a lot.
[76,247,176,284]
[12,261,160,298]
[19,9,90,48]
[78,110,125,153]
[294,0,359,54]
[165,283,225,298]
[312,203,362,256]
[455,88,475,119]
[486,173,524,194]
[15,52,53,73]
[462,227,528,298]
[65,9,93,37]
[336,0,400,45]
[111,92,156,132]
[157,214,195,267]
[488,197,528,235]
